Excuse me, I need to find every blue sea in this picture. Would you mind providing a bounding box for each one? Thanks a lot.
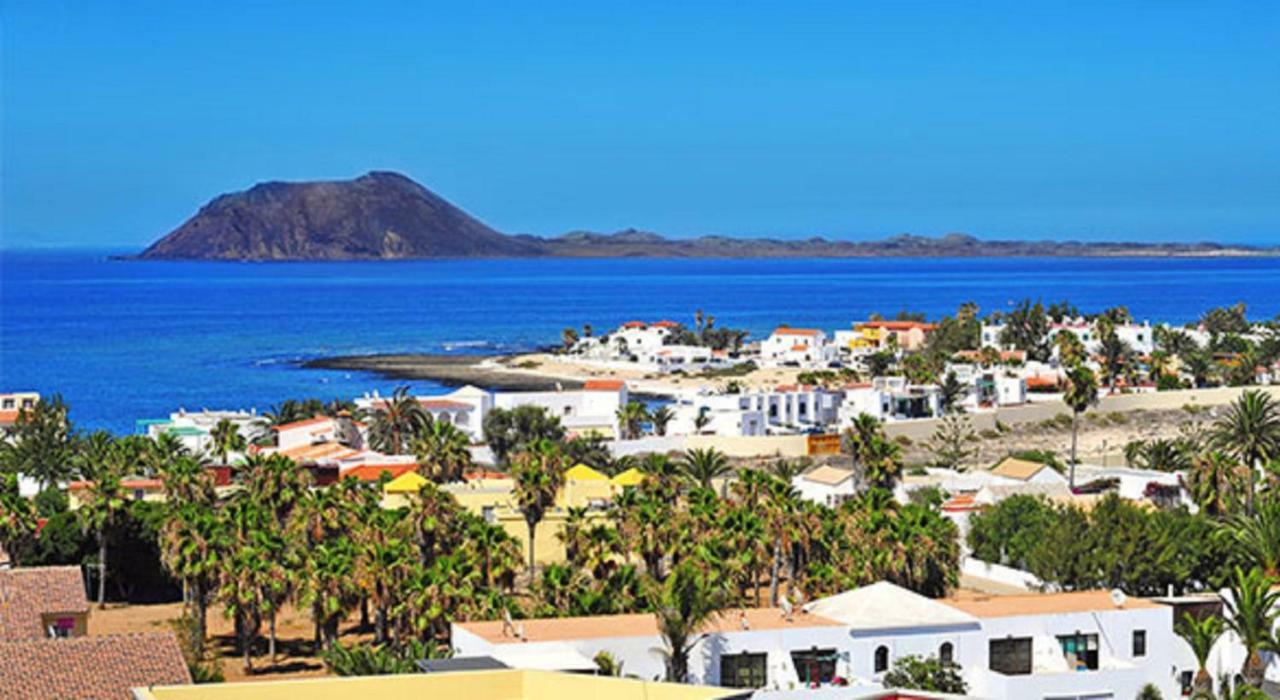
[2,250,1278,435]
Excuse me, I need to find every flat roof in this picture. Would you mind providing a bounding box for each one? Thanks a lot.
[942,590,1161,618]
[458,607,840,645]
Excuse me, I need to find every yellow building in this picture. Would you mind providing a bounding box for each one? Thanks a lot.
[134,669,742,700]
[384,467,618,565]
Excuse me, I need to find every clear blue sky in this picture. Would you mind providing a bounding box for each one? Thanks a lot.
[3,0,1278,248]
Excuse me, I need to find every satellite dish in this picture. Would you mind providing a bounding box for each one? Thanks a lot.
[1110,589,1127,608]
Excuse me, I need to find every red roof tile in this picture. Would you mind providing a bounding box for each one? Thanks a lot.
[773,327,821,337]
[583,379,626,391]
[340,464,417,482]
[0,410,19,426]
[621,321,647,328]
[270,416,332,432]
[0,566,89,640]
[651,320,681,328]
[0,632,191,699]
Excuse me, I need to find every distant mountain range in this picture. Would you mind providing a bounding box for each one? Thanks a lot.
[138,171,1276,260]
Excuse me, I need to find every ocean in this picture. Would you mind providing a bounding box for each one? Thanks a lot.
[2,250,1278,435]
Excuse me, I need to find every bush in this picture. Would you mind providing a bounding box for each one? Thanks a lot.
[34,487,68,517]
[882,654,967,694]
[323,640,449,676]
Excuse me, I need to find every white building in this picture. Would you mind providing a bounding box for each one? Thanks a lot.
[137,408,265,461]
[981,318,1156,357]
[946,364,1027,409]
[838,378,942,425]
[760,328,834,367]
[669,385,842,436]
[792,465,857,507]
[452,581,1181,699]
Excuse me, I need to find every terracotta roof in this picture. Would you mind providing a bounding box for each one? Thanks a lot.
[1026,375,1060,389]
[271,416,332,432]
[277,441,359,463]
[0,632,191,699]
[582,379,625,391]
[652,320,681,328]
[0,566,89,640]
[943,590,1161,618]
[458,607,840,644]
[464,470,510,481]
[860,320,938,331]
[773,327,821,337]
[990,457,1051,481]
[940,493,979,513]
[340,464,417,482]
[67,478,164,491]
[801,465,856,486]
[418,399,473,410]
[0,409,19,426]
[621,321,647,329]
[790,344,809,352]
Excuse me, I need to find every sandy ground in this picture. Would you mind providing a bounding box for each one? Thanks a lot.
[91,601,372,683]
[489,353,810,396]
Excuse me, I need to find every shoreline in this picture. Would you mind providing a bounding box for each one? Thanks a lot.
[302,353,584,393]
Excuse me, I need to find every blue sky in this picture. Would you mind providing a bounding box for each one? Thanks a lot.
[3,0,1278,248]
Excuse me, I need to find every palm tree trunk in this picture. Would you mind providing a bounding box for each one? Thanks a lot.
[1246,457,1256,516]
[1069,411,1079,490]
[375,605,387,644]
[269,610,277,662]
[194,582,207,651]
[97,529,108,608]
[526,521,538,578]
[769,539,782,606]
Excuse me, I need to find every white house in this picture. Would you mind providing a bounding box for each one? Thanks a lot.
[837,378,942,425]
[981,318,1156,357]
[792,465,858,507]
[452,581,1180,699]
[136,408,264,461]
[761,328,833,367]
[668,385,842,436]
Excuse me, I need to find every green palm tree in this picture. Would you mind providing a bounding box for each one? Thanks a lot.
[410,419,473,482]
[0,472,36,566]
[1062,365,1099,489]
[363,386,428,455]
[616,401,650,440]
[1212,390,1280,516]
[1187,451,1244,518]
[1222,566,1280,688]
[1220,499,1280,576]
[1177,613,1224,697]
[209,419,247,465]
[678,448,731,492]
[297,536,360,651]
[649,406,675,437]
[77,442,129,608]
[216,496,271,673]
[651,561,729,683]
[511,439,567,576]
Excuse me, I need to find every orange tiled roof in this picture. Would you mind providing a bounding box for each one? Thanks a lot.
[774,327,821,337]
[941,493,980,513]
[651,320,681,328]
[0,409,19,426]
[621,321,647,329]
[0,632,191,699]
[943,590,1160,618]
[860,320,938,331]
[0,566,89,641]
[341,464,417,482]
[67,478,163,491]
[271,416,332,432]
[458,607,841,644]
[418,399,472,410]
[583,379,625,391]
[277,441,359,463]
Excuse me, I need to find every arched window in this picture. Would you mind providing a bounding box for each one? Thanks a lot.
[939,642,954,664]
[874,645,889,673]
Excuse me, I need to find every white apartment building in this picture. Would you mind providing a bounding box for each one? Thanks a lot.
[981,318,1156,357]
[946,364,1027,409]
[760,328,835,367]
[668,386,842,436]
[452,581,1182,699]
[838,377,942,425]
[137,408,264,460]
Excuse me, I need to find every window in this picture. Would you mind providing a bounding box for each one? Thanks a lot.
[132,489,146,501]
[1179,670,1194,696]
[720,652,767,689]
[989,637,1033,675]
[1,398,13,409]
[874,645,889,673]
[790,648,837,685]
[1132,630,1146,657]
[1057,633,1099,671]
[563,406,572,416]
[939,642,954,664]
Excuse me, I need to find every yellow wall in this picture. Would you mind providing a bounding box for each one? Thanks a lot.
[135,669,736,700]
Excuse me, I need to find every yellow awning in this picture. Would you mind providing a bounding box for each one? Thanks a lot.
[610,467,645,487]
[384,471,429,494]
[564,463,609,482]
